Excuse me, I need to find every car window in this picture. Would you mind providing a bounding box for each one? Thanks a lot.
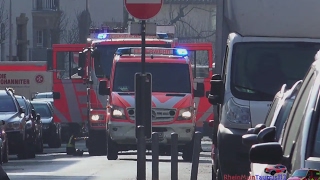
[16,98,29,115]
[265,95,281,126]
[282,70,316,156]
[292,169,308,177]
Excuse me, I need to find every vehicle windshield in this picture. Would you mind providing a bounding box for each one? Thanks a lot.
[292,170,308,177]
[231,42,320,101]
[312,110,320,157]
[112,62,191,93]
[0,96,17,112]
[274,99,294,140]
[34,93,53,99]
[94,44,171,78]
[32,104,52,118]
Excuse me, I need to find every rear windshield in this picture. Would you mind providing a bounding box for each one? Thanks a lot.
[32,104,52,118]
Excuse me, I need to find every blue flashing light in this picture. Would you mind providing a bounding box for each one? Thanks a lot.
[97,33,108,39]
[174,48,188,56]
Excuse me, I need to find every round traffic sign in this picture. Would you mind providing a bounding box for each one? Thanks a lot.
[124,0,163,20]
[35,75,44,84]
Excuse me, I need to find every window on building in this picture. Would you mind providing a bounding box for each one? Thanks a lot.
[36,30,43,47]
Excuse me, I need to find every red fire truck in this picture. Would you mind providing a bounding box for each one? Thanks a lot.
[47,26,213,155]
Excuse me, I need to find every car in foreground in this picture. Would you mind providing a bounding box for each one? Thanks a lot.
[249,51,320,177]
[31,101,61,148]
[0,89,35,159]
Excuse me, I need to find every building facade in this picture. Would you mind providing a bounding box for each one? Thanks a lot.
[0,0,215,61]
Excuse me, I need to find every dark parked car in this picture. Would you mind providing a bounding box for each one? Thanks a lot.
[31,101,61,148]
[0,89,35,159]
[0,120,8,164]
[15,95,43,153]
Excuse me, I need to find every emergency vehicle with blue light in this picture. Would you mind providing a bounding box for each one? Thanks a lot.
[98,47,205,161]
[47,25,213,156]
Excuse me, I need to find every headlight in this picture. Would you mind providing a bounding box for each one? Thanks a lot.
[91,114,105,121]
[111,106,126,119]
[178,107,193,120]
[225,98,251,124]
[7,121,21,130]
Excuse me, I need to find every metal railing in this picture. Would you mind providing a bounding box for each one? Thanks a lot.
[32,0,60,11]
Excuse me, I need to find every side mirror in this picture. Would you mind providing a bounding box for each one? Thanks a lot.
[247,128,255,134]
[250,142,283,164]
[19,107,25,114]
[208,74,223,105]
[257,126,276,143]
[53,92,60,99]
[208,120,214,127]
[46,48,53,70]
[78,68,85,76]
[36,113,41,123]
[242,134,259,146]
[31,109,36,117]
[99,80,110,95]
[253,124,267,134]
[194,82,205,97]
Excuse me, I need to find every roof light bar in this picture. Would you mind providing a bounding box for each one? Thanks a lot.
[116,47,188,57]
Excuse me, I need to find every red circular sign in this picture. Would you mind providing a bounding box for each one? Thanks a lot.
[35,75,44,84]
[124,0,163,20]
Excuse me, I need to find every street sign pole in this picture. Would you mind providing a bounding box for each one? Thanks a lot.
[124,1,163,179]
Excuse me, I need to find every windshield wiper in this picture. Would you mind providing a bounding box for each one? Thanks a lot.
[233,84,274,98]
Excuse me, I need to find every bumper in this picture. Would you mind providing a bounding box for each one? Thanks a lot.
[108,121,194,145]
[217,124,251,175]
[7,131,24,154]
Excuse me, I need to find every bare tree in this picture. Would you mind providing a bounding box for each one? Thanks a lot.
[0,0,8,44]
[156,3,216,43]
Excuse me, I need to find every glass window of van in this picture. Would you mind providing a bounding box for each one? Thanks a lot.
[230,42,320,101]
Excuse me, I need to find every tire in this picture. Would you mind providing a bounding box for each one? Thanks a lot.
[212,166,216,180]
[106,133,118,160]
[35,138,44,154]
[2,141,8,163]
[18,141,35,159]
[270,171,276,176]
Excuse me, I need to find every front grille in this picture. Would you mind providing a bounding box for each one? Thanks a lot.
[127,108,176,122]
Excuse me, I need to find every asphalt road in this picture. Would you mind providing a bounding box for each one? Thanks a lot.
[2,140,212,180]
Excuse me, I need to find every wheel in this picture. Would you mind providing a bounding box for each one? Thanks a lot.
[270,171,276,176]
[17,141,35,159]
[2,140,8,163]
[107,133,118,160]
[35,138,44,154]
[182,141,193,162]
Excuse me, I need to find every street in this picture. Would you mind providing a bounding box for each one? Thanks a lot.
[2,139,212,180]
